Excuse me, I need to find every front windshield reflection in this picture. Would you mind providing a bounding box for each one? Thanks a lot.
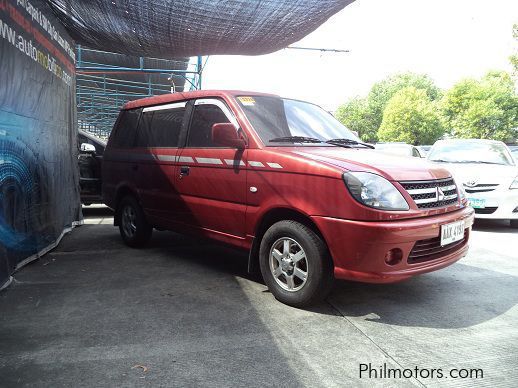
[236,95,359,145]
[428,141,514,166]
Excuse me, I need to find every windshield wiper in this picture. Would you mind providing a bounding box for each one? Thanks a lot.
[431,159,506,165]
[269,136,323,144]
[470,161,507,165]
[326,138,375,149]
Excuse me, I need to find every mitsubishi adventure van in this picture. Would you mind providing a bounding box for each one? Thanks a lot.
[102,90,474,307]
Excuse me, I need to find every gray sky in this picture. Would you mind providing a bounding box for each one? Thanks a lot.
[203,0,517,111]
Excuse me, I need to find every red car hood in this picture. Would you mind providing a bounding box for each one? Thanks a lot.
[289,147,451,181]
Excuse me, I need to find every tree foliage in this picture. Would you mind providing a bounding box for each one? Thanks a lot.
[336,73,441,143]
[378,87,445,145]
[336,70,517,144]
[367,72,441,128]
[510,24,518,75]
[334,97,377,142]
[441,71,518,141]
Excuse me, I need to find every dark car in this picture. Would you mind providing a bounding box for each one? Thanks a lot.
[78,130,105,205]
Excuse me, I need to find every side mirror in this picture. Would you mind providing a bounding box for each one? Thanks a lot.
[212,123,246,150]
[80,143,96,154]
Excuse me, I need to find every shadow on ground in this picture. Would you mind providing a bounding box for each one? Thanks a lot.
[472,218,518,234]
[328,262,518,329]
[0,226,301,387]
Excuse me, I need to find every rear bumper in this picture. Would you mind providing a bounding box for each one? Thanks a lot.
[311,206,475,283]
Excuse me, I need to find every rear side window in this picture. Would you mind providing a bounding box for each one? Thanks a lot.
[135,106,185,148]
[110,109,140,148]
[187,104,230,147]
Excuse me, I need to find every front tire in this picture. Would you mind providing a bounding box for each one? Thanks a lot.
[118,196,152,247]
[259,220,334,307]
[511,220,518,229]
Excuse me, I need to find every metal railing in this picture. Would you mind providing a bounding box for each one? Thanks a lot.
[76,46,204,139]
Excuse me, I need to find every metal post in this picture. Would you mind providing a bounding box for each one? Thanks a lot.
[197,56,203,90]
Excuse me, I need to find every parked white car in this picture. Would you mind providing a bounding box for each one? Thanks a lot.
[375,142,423,158]
[428,139,518,228]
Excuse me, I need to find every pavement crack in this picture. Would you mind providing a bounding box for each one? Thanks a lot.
[325,299,427,388]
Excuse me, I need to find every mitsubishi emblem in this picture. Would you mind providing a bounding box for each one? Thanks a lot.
[437,187,445,202]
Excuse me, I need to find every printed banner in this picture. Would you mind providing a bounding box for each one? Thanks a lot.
[0,0,80,288]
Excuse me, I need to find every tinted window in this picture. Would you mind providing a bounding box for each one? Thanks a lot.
[236,96,359,145]
[187,104,230,147]
[110,109,140,148]
[135,107,185,148]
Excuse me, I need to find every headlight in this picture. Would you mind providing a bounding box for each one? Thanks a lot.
[510,176,518,190]
[343,172,409,211]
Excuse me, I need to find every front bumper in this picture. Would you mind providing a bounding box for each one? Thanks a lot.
[466,189,518,220]
[311,206,475,283]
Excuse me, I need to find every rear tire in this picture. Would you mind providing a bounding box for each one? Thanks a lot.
[118,196,152,247]
[259,220,334,307]
[510,220,518,229]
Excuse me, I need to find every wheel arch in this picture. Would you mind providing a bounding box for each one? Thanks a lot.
[113,185,139,226]
[247,207,328,274]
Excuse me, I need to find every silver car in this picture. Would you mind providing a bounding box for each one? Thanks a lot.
[428,139,518,228]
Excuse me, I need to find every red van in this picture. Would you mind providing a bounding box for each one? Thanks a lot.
[102,90,474,307]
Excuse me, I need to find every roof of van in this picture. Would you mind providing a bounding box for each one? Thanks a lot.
[123,90,279,110]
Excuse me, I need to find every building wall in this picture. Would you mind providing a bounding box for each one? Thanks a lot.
[0,0,81,288]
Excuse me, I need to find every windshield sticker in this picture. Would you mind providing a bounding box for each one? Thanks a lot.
[238,96,256,106]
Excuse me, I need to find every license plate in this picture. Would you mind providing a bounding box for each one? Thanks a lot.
[467,198,485,209]
[441,220,465,246]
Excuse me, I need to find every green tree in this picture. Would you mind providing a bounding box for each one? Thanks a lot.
[334,97,378,142]
[336,72,441,143]
[510,24,518,75]
[441,71,518,141]
[378,87,445,145]
[367,72,441,129]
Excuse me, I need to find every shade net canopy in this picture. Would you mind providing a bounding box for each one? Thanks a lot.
[47,0,355,59]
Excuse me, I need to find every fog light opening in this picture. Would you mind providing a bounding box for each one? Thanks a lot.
[513,206,518,213]
[385,248,403,266]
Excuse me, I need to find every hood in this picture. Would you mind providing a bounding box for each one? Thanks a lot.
[287,147,451,181]
[429,162,518,187]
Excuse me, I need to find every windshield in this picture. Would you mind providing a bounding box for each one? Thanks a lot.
[428,141,515,166]
[236,96,360,145]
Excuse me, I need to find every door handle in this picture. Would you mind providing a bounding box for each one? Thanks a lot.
[179,165,190,177]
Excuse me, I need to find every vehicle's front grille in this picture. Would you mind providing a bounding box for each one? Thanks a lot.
[474,207,498,215]
[400,178,459,209]
[464,183,499,193]
[408,229,469,264]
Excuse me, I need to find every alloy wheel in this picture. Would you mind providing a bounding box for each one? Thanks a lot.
[269,237,308,292]
[121,205,137,238]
